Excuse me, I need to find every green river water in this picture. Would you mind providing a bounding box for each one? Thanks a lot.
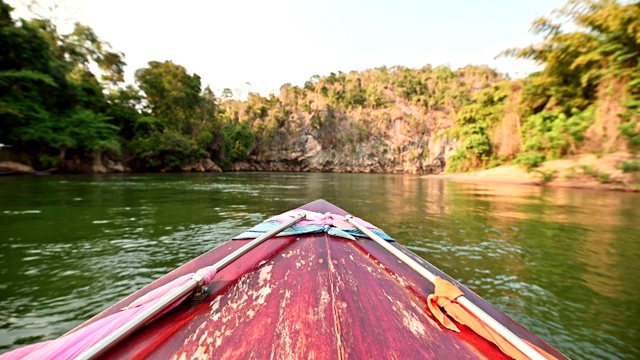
[0,173,638,359]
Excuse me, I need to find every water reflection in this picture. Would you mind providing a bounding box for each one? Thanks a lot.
[0,173,639,359]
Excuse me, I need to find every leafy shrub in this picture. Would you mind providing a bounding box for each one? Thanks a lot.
[445,151,468,173]
[579,165,597,176]
[532,168,557,182]
[619,121,640,147]
[597,172,611,183]
[486,155,505,169]
[222,122,255,164]
[520,108,594,159]
[129,129,206,170]
[38,154,59,167]
[578,165,611,183]
[621,160,640,173]
[513,151,546,169]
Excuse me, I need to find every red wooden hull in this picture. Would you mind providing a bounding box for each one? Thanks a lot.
[75,200,566,359]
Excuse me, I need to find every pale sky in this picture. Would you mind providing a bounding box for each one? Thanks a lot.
[8,0,566,95]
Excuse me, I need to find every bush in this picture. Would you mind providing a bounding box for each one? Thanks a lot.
[445,151,468,173]
[513,151,546,169]
[486,155,505,169]
[129,129,205,170]
[621,160,640,173]
[579,165,597,176]
[597,172,611,183]
[619,121,640,146]
[532,168,557,182]
[520,108,594,159]
[222,121,255,164]
[578,165,611,183]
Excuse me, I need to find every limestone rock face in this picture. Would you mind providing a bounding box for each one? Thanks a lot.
[230,112,457,174]
[59,154,130,174]
[183,159,222,172]
[0,161,35,174]
[103,158,128,173]
[222,66,506,174]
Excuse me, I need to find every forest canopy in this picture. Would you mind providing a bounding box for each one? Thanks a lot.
[0,0,638,173]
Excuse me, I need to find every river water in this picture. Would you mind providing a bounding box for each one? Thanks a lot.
[0,173,638,359]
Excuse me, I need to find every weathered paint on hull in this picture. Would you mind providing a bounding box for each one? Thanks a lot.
[75,200,566,359]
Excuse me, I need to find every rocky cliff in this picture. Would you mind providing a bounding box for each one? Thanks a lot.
[232,112,458,173]
[227,65,502,173]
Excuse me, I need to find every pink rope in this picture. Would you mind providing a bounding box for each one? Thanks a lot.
[2,211,367,359]
[268,210,378,230]
[123,265,217,311]
[0,265,217,360]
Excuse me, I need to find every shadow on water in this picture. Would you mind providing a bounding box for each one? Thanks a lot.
[0,173,638,359]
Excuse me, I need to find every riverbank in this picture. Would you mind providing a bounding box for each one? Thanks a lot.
[430,152,640,192]
[4,152,640,193]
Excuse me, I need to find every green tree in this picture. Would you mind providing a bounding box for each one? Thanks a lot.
[0,1,126,168]
[135,61,202,127]
[502,0,640,150]
[105,85,143,141]
[131,60,218,170]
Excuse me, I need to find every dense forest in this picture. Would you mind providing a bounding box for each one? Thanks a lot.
[1,0,638,175]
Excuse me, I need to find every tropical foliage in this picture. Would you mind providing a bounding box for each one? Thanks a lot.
[1,0,638,173]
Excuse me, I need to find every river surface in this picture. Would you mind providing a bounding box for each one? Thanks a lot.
[0,173,638,359]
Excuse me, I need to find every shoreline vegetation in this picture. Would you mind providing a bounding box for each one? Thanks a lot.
[1,0,639,193]
[3,152,639,193]
[430,152,640,192]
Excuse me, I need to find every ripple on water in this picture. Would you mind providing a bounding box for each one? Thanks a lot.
[0,211,242,348]
[2,210,41,215]
[1,174,639,359]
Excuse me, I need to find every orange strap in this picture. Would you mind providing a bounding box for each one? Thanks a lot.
[426,277,464,332]
[427,277,557,360]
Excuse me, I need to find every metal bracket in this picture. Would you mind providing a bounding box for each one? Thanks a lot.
[191,285,209,302]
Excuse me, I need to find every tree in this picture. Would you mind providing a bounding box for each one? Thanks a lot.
[498,0,640,154]
[130,60,218,170]
[135,61,202,126]
[0,1,121,167]
[105,85,143,141]
[221,88,233,100]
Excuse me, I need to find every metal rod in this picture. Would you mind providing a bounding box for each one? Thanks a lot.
[344,215,546,360]
[76,213,306,360]
[213,213,306,272]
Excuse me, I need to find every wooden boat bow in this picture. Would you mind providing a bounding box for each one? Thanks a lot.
[0,199,567,359]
